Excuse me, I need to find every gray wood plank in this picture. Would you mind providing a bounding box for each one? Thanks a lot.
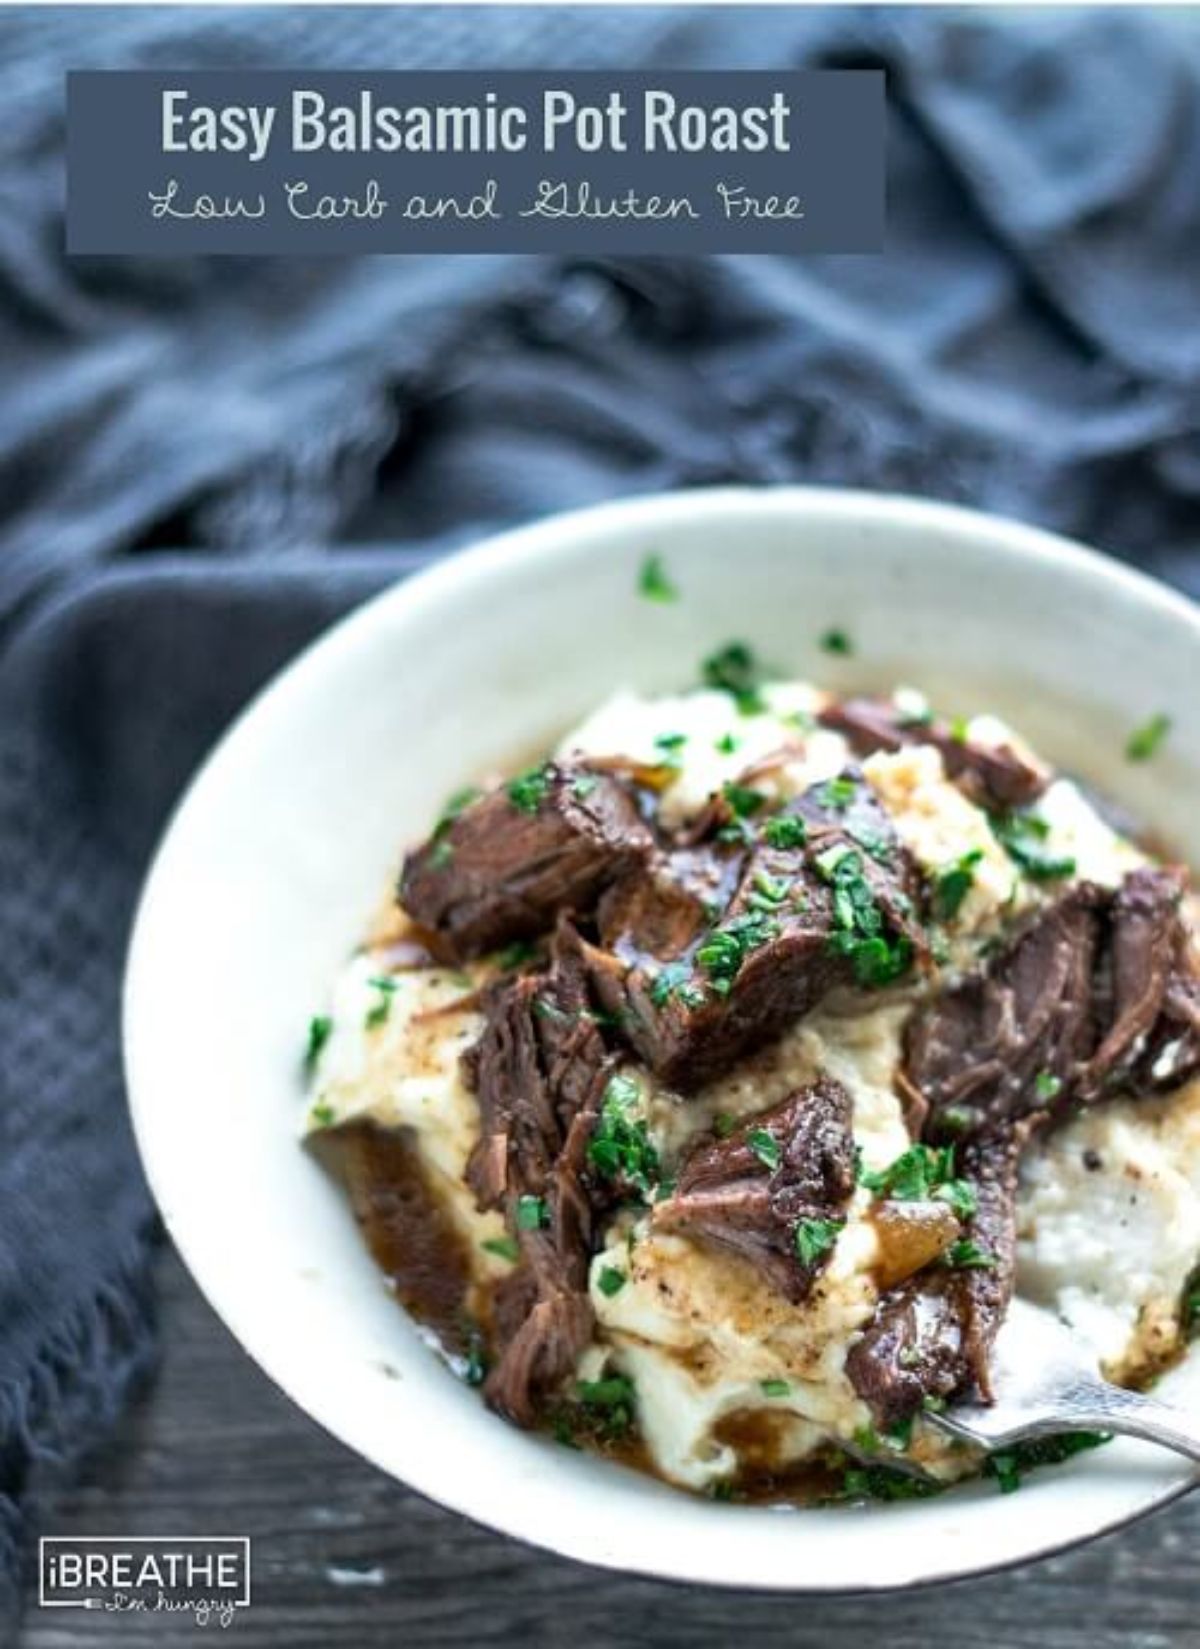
[20,1246,1200,1648]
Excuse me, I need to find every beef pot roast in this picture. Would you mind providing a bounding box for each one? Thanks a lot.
[654,1077,857,1301]
[400,762,652,962]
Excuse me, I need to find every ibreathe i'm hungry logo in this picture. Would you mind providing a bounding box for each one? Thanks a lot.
[39,1537,250,1628]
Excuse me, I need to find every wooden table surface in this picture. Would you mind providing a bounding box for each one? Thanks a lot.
[21,1244,1200,1648]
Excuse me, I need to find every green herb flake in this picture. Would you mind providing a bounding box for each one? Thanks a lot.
[308,1102,337,1129]
[990,809,1076,882]
[816,845,913,989]
[931,847,985,922]
[760,1378,790,1398]
[304,1014,333,1075]
[701,641,769,715]
[944,1238,995,1271]
[435,785,483,835]
[572,774,600,801]
[516,1194,548,1231]
[506,764,553,815]
[722,780,768,818]
[794,1217,844,1267]
[746,1128,781,1172]
[819,628,853,657]
[1126,712,1171,763]
[713,1112,737,1139]
[588,1074,660,1200]
[482,1236,520,1263]
[639,553,679,604]
[985,1431,1110,1493]
[649,959,705,1010]
[762,814,807,850]
[653,730,688,769]
[365,976,399,1029]
[597,1265,627,1298]
[818,775,857,811]
[696,912,780,995]
[715,732,741,755]
[1035,1069,1064,1102]
[575,1374,637,1439]
[497,940,539,971]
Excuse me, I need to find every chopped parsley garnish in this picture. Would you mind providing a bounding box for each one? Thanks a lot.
[931,847,984,922]
[747,870,791,914]
[859,1142,977,1218]
[597,1266,627,1298]
[308,1102,336,1129]
[654,730,687,766]
[819,628,853,657]
[815,844,912,989]
[516,1194,548,1231]
[746,1128,781,1172]
[1126,712,1171,763]
[818,775,857,811]
[588,1074,660,1199]
[574,1375,637,1439]
[639,553,679,604]
[571,774,600,801]
[506,764,553,814]
[702,641,769,715]
[840,1463,942,1503]
[985,1431,1109,1494]
[435,785,482,834]
[990,809,1076,882]
[497,940,539,971]
[722,781,768,819]
[760,1378,790,1398]
[482,1236,520,1262]
[1035,1069,1063,1101]
[949,715,971,744]
[430,839,455,870]
[649,959,706,1011]
[944,1238,995,1270]
[794,1217,844,1266]
[715,732,741,755]
[304,1014,333,1074]
[696,911,780,995]
[762,814,807,850]
[713,1112,737,1138]
[364,976,398,1029]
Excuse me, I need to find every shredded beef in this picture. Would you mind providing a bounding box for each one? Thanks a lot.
[901,883,1103,1140]
[1079,866,1200,1100]
[399,762,652,962]
[461,925,616,1425]
[654,1078,856,1301]
[821,696,1048,810]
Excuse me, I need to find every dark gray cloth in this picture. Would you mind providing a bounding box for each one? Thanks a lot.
[1,3,1198,1619]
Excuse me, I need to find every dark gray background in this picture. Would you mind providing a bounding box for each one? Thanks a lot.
[68,70,884,254]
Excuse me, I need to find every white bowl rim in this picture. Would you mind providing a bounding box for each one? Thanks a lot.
[123,484,1200,1592]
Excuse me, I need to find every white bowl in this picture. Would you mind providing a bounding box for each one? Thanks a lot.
[125,487,1200,1591]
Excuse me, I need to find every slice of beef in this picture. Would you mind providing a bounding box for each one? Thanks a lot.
[580,774,924,1092]
[901,883,1103,1140]
[846,1131,1023,1427]
[654,1077,856,1301]
[461,926,616,1425]
[1079,866,1200,1100]
[821,697,1048,810]
[597,843,743,967]
[399,762,652,962]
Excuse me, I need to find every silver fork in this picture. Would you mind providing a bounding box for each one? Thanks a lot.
[925,1297,1200,1463]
